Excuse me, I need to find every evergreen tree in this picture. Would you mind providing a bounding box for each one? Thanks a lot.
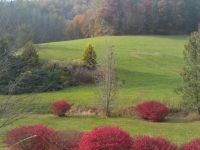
[82,42,97,65]
[0,36,9,55]
[22,41,39,67]
[176,29,200,108]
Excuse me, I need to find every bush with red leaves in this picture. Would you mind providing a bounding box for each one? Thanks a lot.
[181,138,200,150]
[48,130,83,150]
[136,100,168,122]
[132,136,178,150]
[79,126,133,150]
[51,99,71,116]
[2,124,53,150]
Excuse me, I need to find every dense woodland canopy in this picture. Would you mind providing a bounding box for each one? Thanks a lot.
[1,0,200,45]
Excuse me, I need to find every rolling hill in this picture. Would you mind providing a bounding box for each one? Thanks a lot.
[34,35,189,107]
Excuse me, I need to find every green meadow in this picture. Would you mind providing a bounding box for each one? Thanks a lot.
[2,35,198,149]
[34,35,188,106]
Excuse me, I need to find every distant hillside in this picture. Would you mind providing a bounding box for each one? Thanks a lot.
[0,0,199,46]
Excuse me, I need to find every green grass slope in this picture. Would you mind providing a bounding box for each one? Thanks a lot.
[35,35,188,106]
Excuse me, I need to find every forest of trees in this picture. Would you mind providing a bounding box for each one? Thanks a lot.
[1,0,200,45]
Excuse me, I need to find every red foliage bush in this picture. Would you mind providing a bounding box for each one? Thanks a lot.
[181,138,200,150]
[2,124,53,150]
[132,136,178,150]
[51,99,71,116]
[136,100,168,122]
[79,126,133,150]
[48,130,83,150]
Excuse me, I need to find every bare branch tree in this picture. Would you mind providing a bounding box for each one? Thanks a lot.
[95,43,122,117]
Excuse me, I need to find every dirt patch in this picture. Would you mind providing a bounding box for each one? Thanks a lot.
[69,106,104,115]
[69,105,200,121]
[168,107,188,118]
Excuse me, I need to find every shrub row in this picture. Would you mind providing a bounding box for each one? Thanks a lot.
[3,124,200,150]
[0,57,100,95]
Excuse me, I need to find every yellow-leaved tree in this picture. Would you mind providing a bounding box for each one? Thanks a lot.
[82,42,97,66]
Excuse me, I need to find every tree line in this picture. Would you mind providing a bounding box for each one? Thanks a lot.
[1,0,200,45]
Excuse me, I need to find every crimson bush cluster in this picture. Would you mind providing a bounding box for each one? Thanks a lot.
[136,100,168,122]
[2,124,53,150]
[181,139,200,150]
[51,100,71,116]
[79,126,133,150]
[132,136,178,150]
[3,124,82,150]
[3,124,200,150]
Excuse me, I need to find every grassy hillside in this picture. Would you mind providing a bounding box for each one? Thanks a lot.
[34,35,188,107]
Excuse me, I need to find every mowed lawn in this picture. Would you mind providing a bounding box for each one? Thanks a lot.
[1,35,195,149]
[32,35,189,106]
[3,114,200,147]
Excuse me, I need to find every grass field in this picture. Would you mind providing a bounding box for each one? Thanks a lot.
[1,35,195,149]
[3,114,200,147]
[34,35,189,106]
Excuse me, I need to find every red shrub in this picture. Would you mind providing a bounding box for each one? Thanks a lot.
[132,136,178,150]
[181,139,200,150]
[51,99,71,116]
[79,126,133,150]
[136,101,168,122]
[48,130,83,150]
[2,124,53,150]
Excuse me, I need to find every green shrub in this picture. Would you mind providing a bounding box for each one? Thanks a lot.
[0,56,26,94]
[0,69,61,94]
[15,69,61,94]
[42,60,76,87]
